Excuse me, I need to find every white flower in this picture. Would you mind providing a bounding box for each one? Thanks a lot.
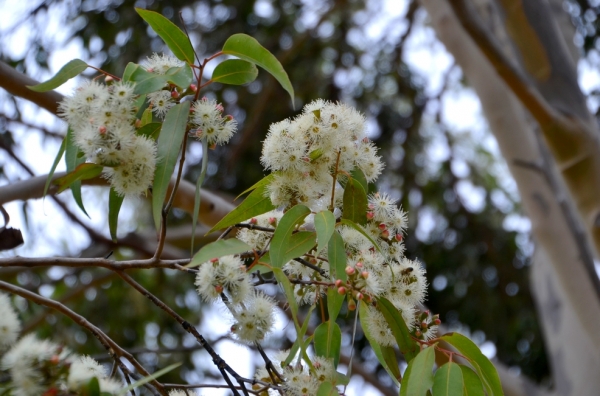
[0,293,21,349]
[147,90,175,117]
[145,53,184,74]
[67,355,107,390]
[191,97,237,145]
[195,255,251,304]
[103,135,157,196]
[230,292,276,343]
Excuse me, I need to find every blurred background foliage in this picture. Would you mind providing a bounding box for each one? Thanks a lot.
[8,0,597,391]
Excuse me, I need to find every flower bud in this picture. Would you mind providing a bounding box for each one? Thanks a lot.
[378,223,387,231]
[268,217,277,226]
[249,217,258,224]
[345,266,355,276]
[415,330,422,337]
[337,286,347,295]
[361,271,369,279]
[381,230,390,239]
[348,299,356,311]
[335,279,343,287]
[395,233,403,242]
[421,321,428,329]
[215,285,223,294]
[171,90,179,99]
[366,211,374,220]
[189,84,198,92]
[98,125,107,135]
[104,75,114,83]
[210,258,219,263]
[135,119,142,128]
[434,318,441,325]
[355,262,363,269]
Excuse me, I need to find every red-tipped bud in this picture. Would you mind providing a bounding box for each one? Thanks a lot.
[362,137,369,143]
[210,258,219,263]
[215,285,224,294]
[268,217,277,226]
[348,299,357,311]
[135,119,142,128]
[104,75,114,83]
[216,104,224,112]
[356,261,363,269]
[345,266,355,276]
[189,84,198,92]
[309,258,318,265]
[361,271,369,279]
[356,292,364,300]
[415,330,422,337]
[337,286,347,295]
[378,223,387,230]
[381,230,390,239]
[98,126,107,135]
[395,233,403,242]
[50,355,60,365]
[368,203,375,209]
[171,90,179,99]
[249,217,258,224]
[366,211,374,220]
[421,321,428,329]
[434,318,441,325]
[335,279,343,287]
[225,114,234,121]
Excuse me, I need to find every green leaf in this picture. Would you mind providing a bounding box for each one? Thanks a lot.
[117,362,181,395]
[134,94,149,119]
[314,320,342,367]
[152,102,190,230]
[342,177,368,225]
[43,137,66,198]
[339,218,382,254]
[315,210,335,255]
[440,333,504,396]
[222,33,294,106]
[65,128,89,217]
[460,365,485,396]
[54,163,103,193]
[235,173,276,200]
[358,301,400,386]
[270,205,311,268]
[123,62,138,81]
[208,181,276,234]
[136,122,162,140]
[27,59,87,92]
[212,59,258,85]
[350,167,369,194]
[400,346,436,396]
[326,286,344,323]
[432,362,464,396]
[108,187,124,242]
[283,305,315,367]
[376,297,420,361]
[317,382,340,396]
[380,345,402,383]
[165,64,193,88]
[273,268,299,320]
[327,230,347,282]
[83,376,101,396]
[187,239,252,268]
[141,107,153,126]
[191,138,209,255]
[280,231,317,266]
[129,66,168,95]
[135,9,195,63]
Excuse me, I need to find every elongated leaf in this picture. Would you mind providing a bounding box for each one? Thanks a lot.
[222,34,294,106]
[273,268,299,321]
[27,59,87,92]
[380,345,402,383]
[191,138,209,255]
[270,205,311,268]
[129,66,168,95]
[108,188,125,242]
[283,305,315,367]
[314,320,342,367]
[350,167,368,194]
[55,163,103,193]
[165,64,193,88]
[141,107,153,126]
[135,9,195,63]
[432,362,464,396]
[117,362,181,396]
[187,239,252,268]
[84,377,101,396]
[44,137,66,197]
[136,122,162,140]
[212,59,258,85]
[358,301,400,386]
[339,218,382,254]
[134,94,148,119]
[317,382,340,396]
[326,287,344,323]
[315,210,335,255]
[123,62,138,81]
[65,128,89,217]
[440,333,503,396]
[376,297,419,361]
[327,231,347,281]
[152,102,190,230]
[400,346,436,396]
[281,231,316,264]
[460,365,485,396]
[208,180,276,233]
[235,173,275,200]
[342,177,368,225]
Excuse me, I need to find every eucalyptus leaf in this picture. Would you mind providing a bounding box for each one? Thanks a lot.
[27,59,87,92]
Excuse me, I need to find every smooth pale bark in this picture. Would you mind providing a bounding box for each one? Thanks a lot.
[420,1,600,394]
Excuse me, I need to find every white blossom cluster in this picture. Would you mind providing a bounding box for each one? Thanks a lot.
[0,294,122,395]
[190,97,238,146]
[261,99,383,209]
[254,351,336,396]
[58,80,157,196]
